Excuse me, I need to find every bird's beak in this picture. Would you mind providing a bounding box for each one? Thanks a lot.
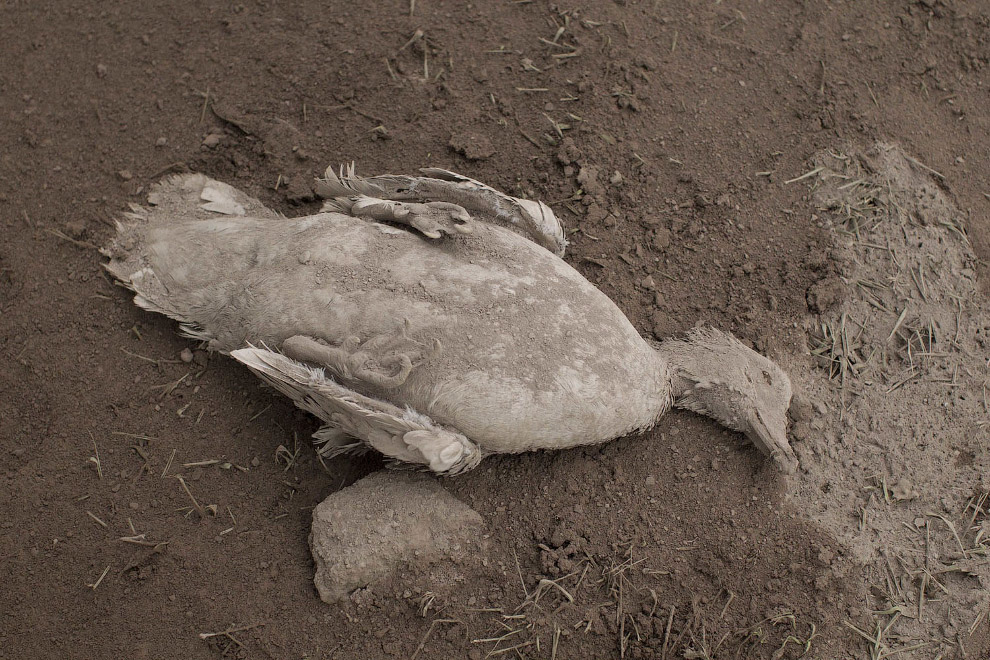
[744,409,798,474]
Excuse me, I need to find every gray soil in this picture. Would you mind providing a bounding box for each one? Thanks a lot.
[1,1,988,659]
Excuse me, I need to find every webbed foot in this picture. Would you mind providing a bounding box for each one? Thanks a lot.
[350,196,473,239]
[282,322,440,389]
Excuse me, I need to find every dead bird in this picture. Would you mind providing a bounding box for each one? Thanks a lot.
[103,166,797,475]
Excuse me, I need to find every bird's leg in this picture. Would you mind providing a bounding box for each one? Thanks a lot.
[349,195,474,239]
[282,325,440,390]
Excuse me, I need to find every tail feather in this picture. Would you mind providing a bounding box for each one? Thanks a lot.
[102,173,279,346]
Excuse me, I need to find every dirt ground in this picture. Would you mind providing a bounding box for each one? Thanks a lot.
[1,1,988,658]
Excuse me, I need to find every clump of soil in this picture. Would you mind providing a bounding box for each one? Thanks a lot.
[310,471,485,604]
[786,143,989,658]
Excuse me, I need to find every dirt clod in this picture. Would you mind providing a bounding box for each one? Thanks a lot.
[448,132,495,161]
[310,472,484,604]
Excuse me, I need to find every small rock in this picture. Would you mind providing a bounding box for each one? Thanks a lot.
[609,171,623,185]
[129,502,141,510]
[891,478,919,502]
[652,227,671,250]
[576,165,606,197]
[250,456,260,467]
[448,131,495,161]
[202,133,223,148]
[585,203,608,225]
[155,137,167,147]
[179,348,194,363]
[11,448,25,458]
[556,137,581,165]
[64,219,87,239]
[788,393,814,423]
[117,170,133,181]
[310,471,484,603]
[96,63,108,78]
[790,421,811,442]
[349,587,374,608]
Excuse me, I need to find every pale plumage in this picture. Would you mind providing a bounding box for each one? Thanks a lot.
[103,168,797,475]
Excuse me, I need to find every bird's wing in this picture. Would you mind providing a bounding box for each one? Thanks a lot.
[231,346,482,474]
[315,164,566,256]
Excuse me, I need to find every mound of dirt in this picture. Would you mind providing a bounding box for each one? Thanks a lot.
[310,471,485,604]
[786,143,989,658]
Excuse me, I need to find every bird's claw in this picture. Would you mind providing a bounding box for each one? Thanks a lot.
[350,196,473,240]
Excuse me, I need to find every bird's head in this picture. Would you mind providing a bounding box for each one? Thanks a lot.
[662,327,796,473]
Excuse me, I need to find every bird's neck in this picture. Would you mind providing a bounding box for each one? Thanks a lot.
[655,337,721,423]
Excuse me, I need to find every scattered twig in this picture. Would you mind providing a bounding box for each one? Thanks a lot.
[198,622,265,645]
[161,448,176,478]
[904,154,945,180]
[784,166,825,184]
[86,511,109,528]
[175,474,206,518]
[199,86,210,123]
[46,228,99,250]
[411,618,460,660]
[87,565,111,590]
[87,432,103,480]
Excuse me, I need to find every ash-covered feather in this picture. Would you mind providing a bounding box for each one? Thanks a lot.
[232,346,483,475]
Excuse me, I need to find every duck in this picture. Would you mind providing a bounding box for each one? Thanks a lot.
[103,166,797,475]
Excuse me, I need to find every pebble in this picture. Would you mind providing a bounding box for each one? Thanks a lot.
[155,137,167,147]
[788,393,814,423]
[179,348,194,363]
[652,227,672,250]
[202,133,222,148]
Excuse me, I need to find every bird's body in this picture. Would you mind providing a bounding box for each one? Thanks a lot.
[105,170,796,474]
